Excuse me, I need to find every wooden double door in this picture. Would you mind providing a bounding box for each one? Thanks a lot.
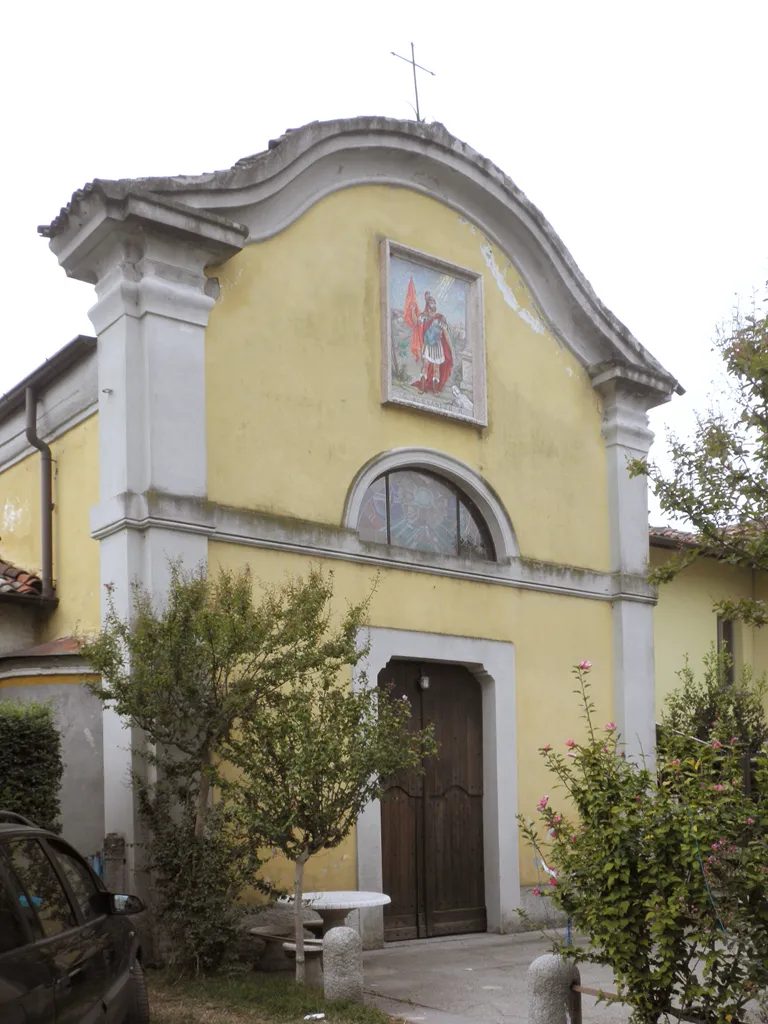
[379,660,486,941]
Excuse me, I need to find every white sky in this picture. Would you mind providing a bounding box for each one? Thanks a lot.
[2,1,766,525]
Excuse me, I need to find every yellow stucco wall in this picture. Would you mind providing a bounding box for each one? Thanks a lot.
[651,546,756,713]
[209,541,615,892]
[0,415,101,641]
[205,186,610,572]
[0,673,100,689]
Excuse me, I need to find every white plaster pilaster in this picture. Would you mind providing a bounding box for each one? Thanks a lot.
[593,365,665,763]
[46,192,246,886]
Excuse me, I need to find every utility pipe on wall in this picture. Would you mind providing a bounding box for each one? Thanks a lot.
[24,387,54,600]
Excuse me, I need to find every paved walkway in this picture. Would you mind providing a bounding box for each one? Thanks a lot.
[363,931,630,1024]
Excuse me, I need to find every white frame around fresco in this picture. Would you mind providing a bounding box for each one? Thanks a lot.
[380,239,487,427]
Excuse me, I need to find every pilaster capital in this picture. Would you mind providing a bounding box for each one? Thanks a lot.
[590,361,673,454]
[42,182,247,332]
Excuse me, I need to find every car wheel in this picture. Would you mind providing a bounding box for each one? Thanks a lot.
[124,960,150,1024]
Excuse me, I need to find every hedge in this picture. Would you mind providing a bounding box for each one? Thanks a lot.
[0,701,63,831]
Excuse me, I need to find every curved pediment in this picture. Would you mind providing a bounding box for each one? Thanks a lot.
[40,117,679,402]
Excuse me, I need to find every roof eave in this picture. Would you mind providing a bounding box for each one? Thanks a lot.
[0,335,96,424]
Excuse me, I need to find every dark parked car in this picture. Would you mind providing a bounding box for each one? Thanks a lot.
[0,810,149,1023]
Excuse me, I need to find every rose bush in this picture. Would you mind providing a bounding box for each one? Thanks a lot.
[519,663,768,1024]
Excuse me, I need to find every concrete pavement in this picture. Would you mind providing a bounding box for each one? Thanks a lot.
[363,931,631,1024]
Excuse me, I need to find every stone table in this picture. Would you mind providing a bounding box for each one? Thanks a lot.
[280,891,391,1002]
[280,890,391,935]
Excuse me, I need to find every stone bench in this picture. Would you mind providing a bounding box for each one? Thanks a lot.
[281,939,324,989]
[249,928,316,972]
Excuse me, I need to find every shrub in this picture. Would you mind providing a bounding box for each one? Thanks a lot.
[82,562,375,973]
[663,645,768,754]
[519,662,768,1024]
[0,700,62,831]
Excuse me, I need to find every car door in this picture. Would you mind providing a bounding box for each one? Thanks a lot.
[43,838,132,1024]
[0,851,55,1024]
[4,835,107,1024]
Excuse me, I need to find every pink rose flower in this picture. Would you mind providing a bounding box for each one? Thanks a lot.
[552,815,563,824]
[605,722,616,732]
[711,740,723,750]
[532,887,542,897]
[548,877,558,887]
[565,739,576,748]
[578,660,592,671]
[747,817,755,825]
[542,744,552,753]
[537,795,549,810]
[712,784,725,792]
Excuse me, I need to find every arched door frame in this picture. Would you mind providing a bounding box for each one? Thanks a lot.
[354,627,518,948]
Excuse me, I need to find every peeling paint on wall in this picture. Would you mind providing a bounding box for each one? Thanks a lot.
[479,242,545,335]
[2,497,27,534]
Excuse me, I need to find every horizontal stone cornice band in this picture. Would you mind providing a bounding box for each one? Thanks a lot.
[89,491,656,605]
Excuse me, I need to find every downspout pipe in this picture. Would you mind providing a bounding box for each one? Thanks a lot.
[24,387,54,600]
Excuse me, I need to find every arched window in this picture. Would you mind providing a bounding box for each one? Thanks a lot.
[357,469,495,562]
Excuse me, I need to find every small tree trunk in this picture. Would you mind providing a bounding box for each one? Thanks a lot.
[194,746,211,838]
[294,850,310,984]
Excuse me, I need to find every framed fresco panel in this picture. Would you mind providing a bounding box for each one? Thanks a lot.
[381,240,487,427]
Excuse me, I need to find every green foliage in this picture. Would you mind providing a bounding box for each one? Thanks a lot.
[229,673,435,862]
[228,634,436,982]
[663,646,768,754]
[519,663,768,1024]
[629,287,768,625]
[0,700,62,832]
[82,561,373,972]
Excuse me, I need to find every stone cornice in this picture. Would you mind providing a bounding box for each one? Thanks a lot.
[590,360,681,405]
[40,118,681,398]
[89,490,656,606]
[42,182,247,285]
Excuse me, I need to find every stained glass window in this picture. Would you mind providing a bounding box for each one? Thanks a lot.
[357,470,494,562]
[358,475,388,545]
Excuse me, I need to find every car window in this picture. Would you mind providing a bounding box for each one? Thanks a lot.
[6,838,77,938]
[46,840,102,923]
[0,862,28,954]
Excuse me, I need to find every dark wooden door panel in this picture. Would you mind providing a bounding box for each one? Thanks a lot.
[381,786,421,941]
[380,659,485,942]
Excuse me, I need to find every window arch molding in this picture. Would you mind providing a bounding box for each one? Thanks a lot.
[343,448,518,562]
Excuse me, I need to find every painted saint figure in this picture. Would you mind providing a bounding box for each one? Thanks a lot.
[402,279,454,394]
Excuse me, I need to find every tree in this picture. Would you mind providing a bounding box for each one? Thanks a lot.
[227,661,436,984]
[81,561,373,971]
[519,663,768,1024]
[630,286,768,625]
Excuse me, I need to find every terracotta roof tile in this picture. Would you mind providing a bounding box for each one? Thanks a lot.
[0,559,43,598]
[648,526,696,548]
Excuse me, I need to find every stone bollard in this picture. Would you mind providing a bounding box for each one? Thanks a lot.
[323,926,364,1004]
[528,954,581,1024]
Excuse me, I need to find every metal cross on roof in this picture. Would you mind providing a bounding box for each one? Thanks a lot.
[391,43,436,123]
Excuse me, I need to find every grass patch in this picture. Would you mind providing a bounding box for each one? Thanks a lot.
[147,970,396,1024]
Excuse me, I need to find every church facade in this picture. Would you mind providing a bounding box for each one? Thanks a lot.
[0,118,685,946]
